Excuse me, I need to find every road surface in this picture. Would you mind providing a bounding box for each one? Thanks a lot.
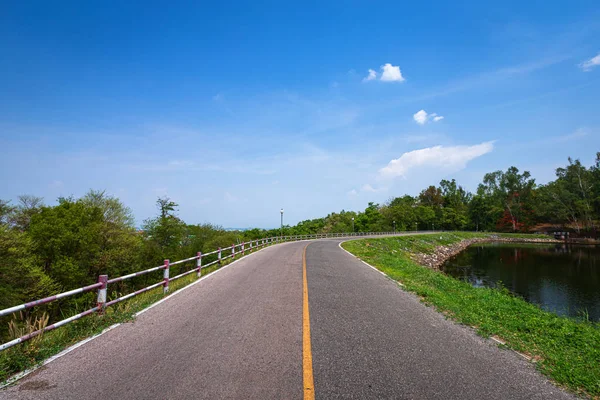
[0,238,573,399]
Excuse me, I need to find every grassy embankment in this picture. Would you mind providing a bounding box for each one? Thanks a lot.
[0,248,258,384]
[342,232,600,398]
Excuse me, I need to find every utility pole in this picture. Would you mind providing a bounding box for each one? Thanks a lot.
[352,217,354,233]
[393,220,396,234]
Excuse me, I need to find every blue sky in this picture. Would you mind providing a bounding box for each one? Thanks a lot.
[1,1,599,228]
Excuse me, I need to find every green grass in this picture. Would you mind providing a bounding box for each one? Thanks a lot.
[0,251,246,384]
[342,232,600,398]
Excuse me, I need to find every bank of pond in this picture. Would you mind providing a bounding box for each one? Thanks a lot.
[442,243,600,321]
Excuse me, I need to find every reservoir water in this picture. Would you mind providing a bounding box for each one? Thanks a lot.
[441,243,600,321]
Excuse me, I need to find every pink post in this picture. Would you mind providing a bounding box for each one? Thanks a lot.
[163,259,170,294]
[96,275,108,314]
[196,252,202,278]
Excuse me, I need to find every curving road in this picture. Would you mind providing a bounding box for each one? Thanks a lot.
[0,238,573,399]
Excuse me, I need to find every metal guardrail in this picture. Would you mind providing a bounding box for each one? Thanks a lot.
[0,231,400,351]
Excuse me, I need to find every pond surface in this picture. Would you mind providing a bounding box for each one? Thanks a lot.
[441,243,600,321]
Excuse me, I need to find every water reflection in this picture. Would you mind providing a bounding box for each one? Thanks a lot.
[441,243,600,320]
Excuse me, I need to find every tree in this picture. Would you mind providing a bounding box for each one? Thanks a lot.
[9,195,44,231]
[0,200,14,225]
[382,196,417,231]
[419,186,443,207]
[28,192,141,289]
[479,167,536,231]
[0,225,58,309]
[439,179,471,230]
[142,197,187,260]
[468,194,497,231]
[356,202,384,232]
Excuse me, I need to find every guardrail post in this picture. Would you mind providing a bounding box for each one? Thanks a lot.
[218,247,222,265]
[242,242,245,255]
[197,252,202,278]
[250,241,253,251]
[96,275,108,314]
[232,244,235,258]
[163,259,170,294]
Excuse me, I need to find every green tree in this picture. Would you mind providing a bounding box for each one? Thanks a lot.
[9,195,44,231]
[479,167,536,231]
[356,202,384,232]
[28,192,141,289]
[142,197,187,260]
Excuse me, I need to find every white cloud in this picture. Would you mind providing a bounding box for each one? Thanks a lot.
[380,63,405,82]
[413,110,428,125]
[551,128,589,143]
[363,69,377,82]
[360,184,386,193]
[413,110,444,125]
[580,53,600,71]
[379,142,494,179]
[361,184,377,192]
[347,189,358,196]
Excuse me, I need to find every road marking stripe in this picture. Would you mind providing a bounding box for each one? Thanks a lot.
[303,244,315,400]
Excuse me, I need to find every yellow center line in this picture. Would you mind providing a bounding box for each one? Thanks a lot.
[303,244,315,400]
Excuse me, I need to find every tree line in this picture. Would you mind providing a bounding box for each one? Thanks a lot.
[0,153,598,339]
[287,153,600,235]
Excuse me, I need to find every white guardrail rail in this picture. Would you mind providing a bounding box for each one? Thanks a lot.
[0,231,407,351]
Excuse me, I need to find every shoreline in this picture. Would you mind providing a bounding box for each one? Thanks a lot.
[412,236,562,270]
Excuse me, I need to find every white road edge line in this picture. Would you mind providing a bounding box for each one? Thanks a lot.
[337,240,404,286]
[0,241,300,389]
[337,239,536,364]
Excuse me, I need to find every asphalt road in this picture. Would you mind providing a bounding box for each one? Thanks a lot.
[0,238,573,399]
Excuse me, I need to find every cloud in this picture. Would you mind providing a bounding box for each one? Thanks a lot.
[360,184,387,193]
[380,63,405,82]
[413,110,428,125]
[363,69,377,82]
[378,142,494,179]
[413,110,444,125]
[347,189,358,196]
[580,53,600,71]
[361,184,378,192]
[550,127,589,143]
